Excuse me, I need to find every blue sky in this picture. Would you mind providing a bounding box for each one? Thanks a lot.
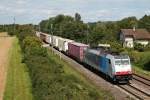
[0,0,150,24]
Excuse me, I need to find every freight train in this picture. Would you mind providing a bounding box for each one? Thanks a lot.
[36,31,132,83]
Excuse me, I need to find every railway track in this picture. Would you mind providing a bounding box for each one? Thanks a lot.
[133,74,150,87]
[48,45,150,100]
[118,84,150,100]
[118,74,150,100]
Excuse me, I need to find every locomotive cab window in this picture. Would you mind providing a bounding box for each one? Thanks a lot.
[121,60,129,65]
[115,60,121,65]
[108,59,111,64]
[115,60,129,65]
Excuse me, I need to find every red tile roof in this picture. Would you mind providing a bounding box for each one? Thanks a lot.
[121,29,150,40]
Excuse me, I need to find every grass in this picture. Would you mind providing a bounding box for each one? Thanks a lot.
[133,65,150,77]
[4,37,33,100]
[47,50,114,100]
[134,51,150,77]
[128,50,150,78]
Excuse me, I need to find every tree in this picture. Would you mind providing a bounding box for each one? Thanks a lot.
[75,13,81,22]
[117,16,138,29]
[16,24,35,43]
[134,43,145,52]
[139,15,150,32]
[23,36,47,57]
[39,20,49,32]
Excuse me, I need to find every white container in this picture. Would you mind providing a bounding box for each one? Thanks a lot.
[46,34,52,44]
[58,38,74,52]
[52,36,61,47]
[58,38,64,51]
[63,39,74,52]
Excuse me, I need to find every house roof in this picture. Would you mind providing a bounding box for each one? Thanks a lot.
[121,29,150,40]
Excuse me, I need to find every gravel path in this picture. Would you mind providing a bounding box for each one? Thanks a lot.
[48,47,136,100]
[0,33,14,100]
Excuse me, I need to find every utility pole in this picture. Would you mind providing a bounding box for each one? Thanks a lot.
[86,24,89,44]
[39,24,41,32]
[13,17,16,34]
[51,24,53,44]
[59,25,62,59]
[51,24,54,53]
[3,24,5,32]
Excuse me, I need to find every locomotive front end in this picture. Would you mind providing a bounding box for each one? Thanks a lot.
[113,55,132,83]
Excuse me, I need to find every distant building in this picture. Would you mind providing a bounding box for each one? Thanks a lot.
[120,28,150,48]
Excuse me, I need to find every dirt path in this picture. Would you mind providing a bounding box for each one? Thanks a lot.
[0,32,14,100]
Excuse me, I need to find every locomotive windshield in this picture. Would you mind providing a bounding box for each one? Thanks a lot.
[115,60,121,65]
[121,60,129,65]
[115,60,129,65]
[114,55,130,65]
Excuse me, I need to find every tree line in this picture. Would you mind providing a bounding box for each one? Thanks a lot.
[0,13,150,70]
[37,13,150,70]
[38,13,150,47]
[1,14,150,48]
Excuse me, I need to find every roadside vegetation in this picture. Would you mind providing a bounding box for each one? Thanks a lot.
[47,50,114,100]
[128,49,150,77]
[6,25,113,100]
[4,37,33,100]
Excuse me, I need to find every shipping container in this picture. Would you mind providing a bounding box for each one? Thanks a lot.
[58,38,74,52]
[52,36,61,47]
[45,34,52,44]
[40,33,47,42]
[68,42,89,62]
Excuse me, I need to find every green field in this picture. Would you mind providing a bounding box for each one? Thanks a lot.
[47,50,114,100]
[4,37,33,100]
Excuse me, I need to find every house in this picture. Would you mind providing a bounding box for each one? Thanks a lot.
[120,28,150,48]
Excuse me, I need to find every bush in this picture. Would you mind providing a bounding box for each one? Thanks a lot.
[134,43,145,52]
[23,36,47,57]
[109,41,125,53]
[128,51,141,64]
[144,60,150,71]
[15,25,101,100]
[24,54,100,100]
[144,43,150,51]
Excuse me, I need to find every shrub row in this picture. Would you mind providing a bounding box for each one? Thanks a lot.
[134,43,150,52]
[16,25,101,100]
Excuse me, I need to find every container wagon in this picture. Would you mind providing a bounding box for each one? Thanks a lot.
[52,36,60,47]
[68,42,89,62]
[40,33,47,42]
[58,38,74,52]
[83,48,132,83]
[45,34,52,44]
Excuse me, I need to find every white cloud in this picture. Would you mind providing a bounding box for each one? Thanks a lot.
[0,5,9,11]
[0,0,150,24]
[0,4,25,15]
[15,0,27,5]
[145,10,150,14]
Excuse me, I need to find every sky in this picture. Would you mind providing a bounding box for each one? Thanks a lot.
[0,0,150,24]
